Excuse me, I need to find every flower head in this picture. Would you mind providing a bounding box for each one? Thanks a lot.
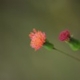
[29,29,46,50]
[59,30,70,41]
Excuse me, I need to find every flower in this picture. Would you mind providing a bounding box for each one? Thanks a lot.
[59,30,70,41]
[59,30,80,51]
[29,29,46,50]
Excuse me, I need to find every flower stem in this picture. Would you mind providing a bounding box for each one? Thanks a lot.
[54,48,80,62]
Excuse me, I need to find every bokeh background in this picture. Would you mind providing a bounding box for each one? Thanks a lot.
[0,0,80,80]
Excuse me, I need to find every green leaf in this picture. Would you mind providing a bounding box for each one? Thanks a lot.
[43,40,55,50]
[66,37,80,51]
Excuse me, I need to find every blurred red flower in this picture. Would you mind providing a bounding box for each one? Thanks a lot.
[59,30,70,41]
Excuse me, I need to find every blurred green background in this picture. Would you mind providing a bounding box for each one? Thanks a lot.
[0,0,80,80]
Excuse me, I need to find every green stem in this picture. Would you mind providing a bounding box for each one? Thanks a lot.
[54,48,80,62]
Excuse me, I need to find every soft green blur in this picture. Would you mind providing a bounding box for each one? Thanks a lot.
[0,0,80,80]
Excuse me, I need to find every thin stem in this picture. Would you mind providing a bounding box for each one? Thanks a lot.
[54,48,80,62]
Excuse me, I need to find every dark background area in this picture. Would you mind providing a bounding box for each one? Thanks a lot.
[0,0,80,80]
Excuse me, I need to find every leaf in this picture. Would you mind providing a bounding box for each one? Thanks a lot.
[66,37,80,51]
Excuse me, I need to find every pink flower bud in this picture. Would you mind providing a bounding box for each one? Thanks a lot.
[59,30,70,41]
